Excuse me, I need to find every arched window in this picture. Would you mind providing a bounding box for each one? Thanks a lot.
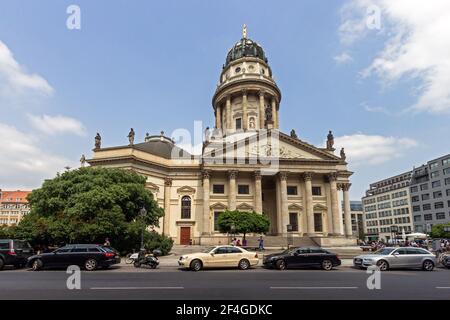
[181,196,191,219]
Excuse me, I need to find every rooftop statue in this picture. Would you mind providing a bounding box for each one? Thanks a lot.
[128,128,135,146]
[94,133,101,149]
[326,130,334,150]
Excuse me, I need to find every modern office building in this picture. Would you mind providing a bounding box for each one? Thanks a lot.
[0,190,31,226]
[410,154,450,233]
[362,172,413,242]
[342,200,364,238]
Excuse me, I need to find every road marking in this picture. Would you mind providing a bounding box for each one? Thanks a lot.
[436,287,450,289]
[270,286,358,290]
[90,286,184,290]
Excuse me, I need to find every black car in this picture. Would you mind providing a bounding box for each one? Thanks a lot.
[27,244,121,271]
[263,247,341,270]
[0,239,34,270]
[443,254,450,269]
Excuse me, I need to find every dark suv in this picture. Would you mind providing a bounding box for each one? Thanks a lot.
[27,244,121,271]
[263,247,341,270]
[0,239,34,270]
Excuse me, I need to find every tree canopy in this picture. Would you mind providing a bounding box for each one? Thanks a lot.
[430,222,450,238]
[217,210,270,240]
[13,167,166,253]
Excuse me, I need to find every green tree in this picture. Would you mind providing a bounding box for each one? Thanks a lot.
[15,167,168,254]
[430,222,450,238]
[217,210,270,241]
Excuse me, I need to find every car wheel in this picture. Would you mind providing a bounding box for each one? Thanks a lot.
[238,259,250,270]
[422,260,434,271]
[190,259,202,272]
[32,259,43,271]
[321,259,333,271]
[0,259,4,271]
[84,259,98,271]
[151,264,157,269]
[376,259,389,271]
[133,261,141,268]
[276,259,286,270]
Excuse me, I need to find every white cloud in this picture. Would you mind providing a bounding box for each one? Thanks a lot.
[334,133,417,165]
[333,52,353,64]
[340,0,450,114]
[27,114,87,136]
[0,40,53,97]
[0,123,73,189]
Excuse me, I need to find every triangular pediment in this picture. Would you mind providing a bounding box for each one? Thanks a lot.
[145,182,160,192]
[202,130,342,162]
[288,203,303,211]
[236,203,254,211]
[176,186,196,195]
[210,202,227,210]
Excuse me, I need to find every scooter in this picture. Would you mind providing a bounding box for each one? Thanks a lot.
[133,249,161,269]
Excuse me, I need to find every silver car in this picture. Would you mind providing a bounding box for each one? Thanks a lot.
[353,247,436,271]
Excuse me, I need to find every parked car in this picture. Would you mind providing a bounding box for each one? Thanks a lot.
[0,239,34,270]
[263,247,341,270]
[27,244,121,271]
[441,254,450,269]
[353,247,436,271]
[178,245,259,271]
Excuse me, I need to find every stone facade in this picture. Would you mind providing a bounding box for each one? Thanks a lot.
[87,29,355,246]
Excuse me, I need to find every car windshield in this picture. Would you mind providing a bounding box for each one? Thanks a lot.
[202,246,217,253]
[13,241,32,250]
[373,248,395,255]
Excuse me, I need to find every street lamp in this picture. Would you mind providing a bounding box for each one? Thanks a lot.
[230,223,236,243]
[139,207,147,251]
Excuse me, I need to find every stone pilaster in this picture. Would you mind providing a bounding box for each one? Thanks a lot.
[163,177,172,236]
[258,90,265,129]
[228,170,238,211]
[342,183,352,237]
[279,171,289,235]
[271,97,278,129]
[226,95,231,131]
[254,170,263,214]
[328,173,342,236]
[303,172,314,235]
[216,105,222,129]
[242,90,248,131]
[202,170,211,235]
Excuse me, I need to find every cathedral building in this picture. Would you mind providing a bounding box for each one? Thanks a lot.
[87,27,355,246]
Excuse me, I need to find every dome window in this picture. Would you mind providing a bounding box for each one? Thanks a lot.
[235,67,241,73]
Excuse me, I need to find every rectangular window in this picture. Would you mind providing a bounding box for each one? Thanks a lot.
[413,205,421,212]
[213,184,224,194]
[444,168,450,175]
[289,212,298,232]
[445,178,450,185]
[434,202,444,209]
[430,162,438,169]
[436,212,446,220]
[424,214,433,221]
[433,191,442,199]
[410,186,418,193]
[423,203,431,210]
[420,183,428,191]
[312,187,322,196]
[443,158,450,166]
[432,180,441,188]
[413,215,421,222]
[431,171,439,178]
[422,194,430,200]
[235,118,242,130]
[412,196,419,202]
[314,213,323,232]
[213,212,222,231]
[238,185,249,195]
[287,186,298,196]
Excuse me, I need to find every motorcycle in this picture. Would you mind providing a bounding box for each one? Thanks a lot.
[133,249,161,269]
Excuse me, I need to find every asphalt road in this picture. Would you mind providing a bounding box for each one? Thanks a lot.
[0,266,449,300]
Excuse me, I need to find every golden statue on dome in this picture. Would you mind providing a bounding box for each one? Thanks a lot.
[242,24,247,39]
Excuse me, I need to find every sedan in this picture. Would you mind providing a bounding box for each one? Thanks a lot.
[263,247,341,270]
[27,244,121,271]
[353,247,436,271]
[178,245,259,271]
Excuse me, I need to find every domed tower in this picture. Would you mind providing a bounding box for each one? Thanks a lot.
[212,25,282,133]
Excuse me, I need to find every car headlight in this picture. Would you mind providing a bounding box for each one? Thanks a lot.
[363,258,374,262]
[180,256,188,260]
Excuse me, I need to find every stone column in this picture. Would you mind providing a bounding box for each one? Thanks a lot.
[279,171,289,235]
[328,173,342,235]
[303,172,314,235]
[254,170,263,214]
[258,90,265,129]
[242,90,248,131]
[216,105,222,129]
[271,98,277,129]
[228,170,237,210]
[342,183,352,237]
[226,95,232,131]
[163,177,172,236]
[202,171,211,235]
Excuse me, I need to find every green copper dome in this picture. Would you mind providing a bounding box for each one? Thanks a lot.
[225,37,268,67]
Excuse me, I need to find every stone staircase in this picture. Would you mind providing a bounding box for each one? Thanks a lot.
[244,236,318,248]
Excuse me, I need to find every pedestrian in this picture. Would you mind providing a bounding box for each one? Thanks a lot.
[231,238,237,246]
[236,239,241,246]
[258,236,264,251]
[104,237,111,246]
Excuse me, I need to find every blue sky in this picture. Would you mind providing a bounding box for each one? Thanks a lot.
[0,0,449,199]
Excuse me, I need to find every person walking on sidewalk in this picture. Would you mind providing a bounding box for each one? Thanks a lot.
[258,236,265,251]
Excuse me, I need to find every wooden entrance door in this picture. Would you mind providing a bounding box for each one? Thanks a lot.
[180,227,191,245]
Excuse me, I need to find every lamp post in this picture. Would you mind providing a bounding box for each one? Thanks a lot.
[230,223,236,244]
[390,225,398,245]
[139,207,147,251]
